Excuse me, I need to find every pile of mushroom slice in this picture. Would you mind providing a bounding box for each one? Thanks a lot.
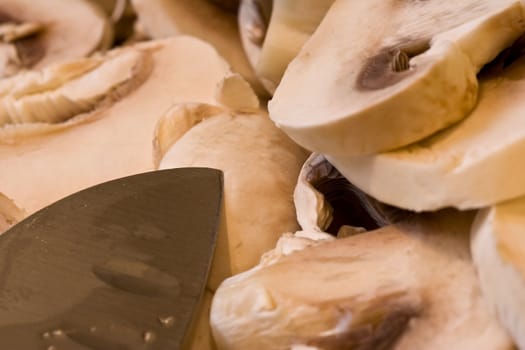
[212,0,525,349]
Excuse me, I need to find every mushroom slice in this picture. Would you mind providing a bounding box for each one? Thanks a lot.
[239,0,334,94]
[154,80,309,289]
[0,192,24,234]
[471,197,525,350]
[0,47,152,131]
[327,43,525,212]
[0,0,112,78]
[269,0,525,156]
[210,211,513,350]
[130,0,267,97]
[0,36,231,216]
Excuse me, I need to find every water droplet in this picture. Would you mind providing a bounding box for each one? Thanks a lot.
[92,258,181,297]
[158,315,175,328]
[52,329,65,338]
[90,326,97,333]
[143,330,155,343]
[47,346,57,350]
[42,332,51,339]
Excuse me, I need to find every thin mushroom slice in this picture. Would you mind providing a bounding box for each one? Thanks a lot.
[130,0,268,98]
[471,197,525,350]
[327,38,525,212]
[239,0,334,94]
[0,0,112,78]
[269,0,525,156]
[210,211,514,350]
[0,37,231,216]
[0,192,24,234]
[0,47,153,138]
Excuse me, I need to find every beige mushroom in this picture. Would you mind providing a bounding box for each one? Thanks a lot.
[130,0,268,98]
[210,210,514,350]
[269,0,525,156]
[471,197,525,350]
[0,192,24,234]
[327,42,525,212]
[0,0,112,78]
[153,94,309,289]
[239,0,334,94]
[0,36,231,215]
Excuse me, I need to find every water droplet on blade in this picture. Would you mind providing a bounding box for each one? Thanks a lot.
[158,315,175,328]
[143,330,155,343]
[92,258,181,297]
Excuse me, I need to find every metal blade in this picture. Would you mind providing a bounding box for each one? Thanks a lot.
[0,167,223,350]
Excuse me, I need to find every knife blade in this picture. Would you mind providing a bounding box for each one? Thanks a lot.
[0,167,223,350]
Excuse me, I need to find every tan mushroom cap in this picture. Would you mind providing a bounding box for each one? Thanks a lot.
[269,0,525,156]
[0,37,231,215]
[0,0,112,77]
[472,197,525,350]
[211,211,513,350]
[328,52,525,212]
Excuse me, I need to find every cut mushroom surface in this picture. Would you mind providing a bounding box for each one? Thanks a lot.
[154,100,309,290]
[0,37,231,215]
[211,210,514,350]
[327,50,525,212]
[0,0,112,78]
[269,0,525,156]
[131,0,268,98]
[472,197,525,350]
[0,192,24,234]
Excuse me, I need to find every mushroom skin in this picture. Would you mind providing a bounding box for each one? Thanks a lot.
[472,197,525,350]
[210,210,514,350]
[154,100,309,290]
[269,0,525,156]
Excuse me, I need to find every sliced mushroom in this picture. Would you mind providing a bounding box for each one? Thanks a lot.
[90,0,137,45]
[239,0,334,94]
[0,192,24,234]
[0,47,152,131]
[269,0,525,156]
[327,41,525,212]
[0,0,113,78]
[153,89,309,290]
[0,36,231,215]
[130,0,268,98]
[210,210,514,350]
[471,197,525,350]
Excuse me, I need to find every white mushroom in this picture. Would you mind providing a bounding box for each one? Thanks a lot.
[0,0,113,78]
[327,40,525,212]
[0,36,231,215]
[210,210,514,350]
[471,197,525,350]
[153,93,309,289]
[269,0,525,156]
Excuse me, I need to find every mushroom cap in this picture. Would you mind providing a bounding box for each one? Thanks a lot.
[472,197,525,350]
[0,0,112,76]
[269,0,525,156]
[210,211,513,350]
[0,37,231,215]
[156,106,309,289]
[327,52,525,212]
